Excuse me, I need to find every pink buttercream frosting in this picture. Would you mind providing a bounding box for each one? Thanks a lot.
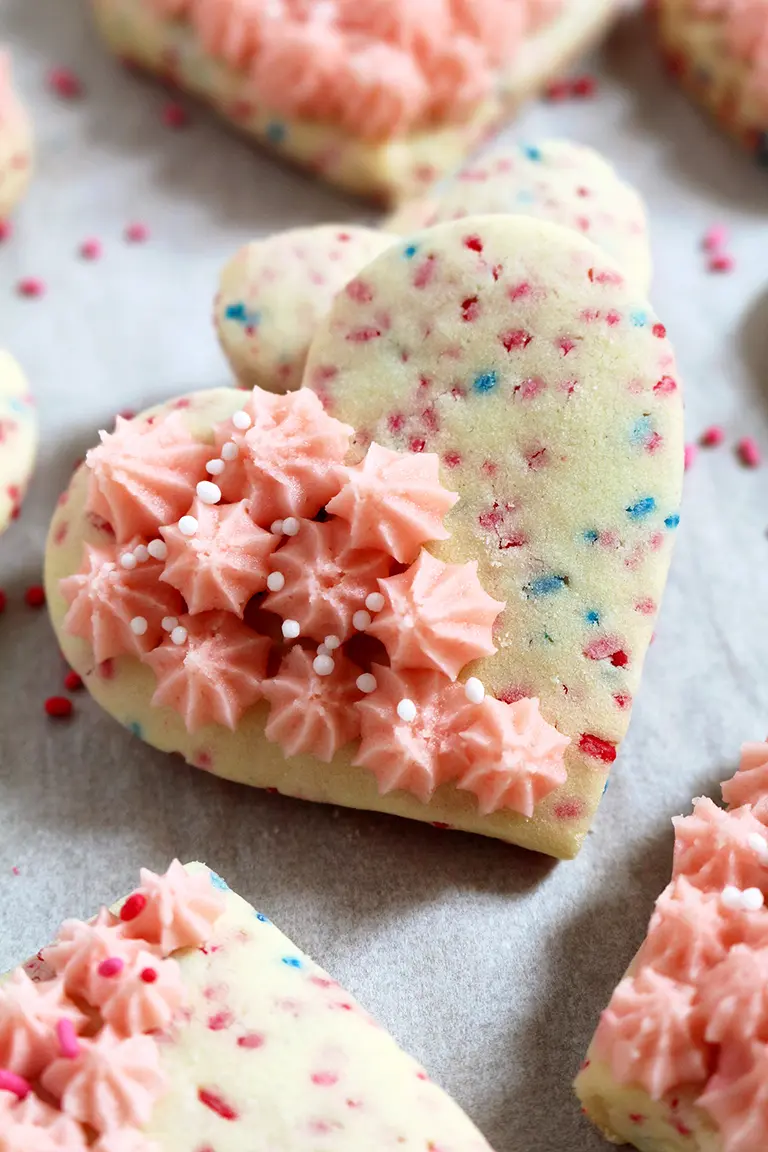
[637,877,731,985]
[94,1130,161,1152]
[100,952,185,1037]
[60,541,185,663]
[368,550,504,681]
[0,971,86,1081]
[698,1042,768,1152]
[722,741,768,810]
[699,946,768,1047]
[159,498,277,616]
[673,797,768,893]
[262,645,362,762]
[456,696,569,817]
[0,1095,86,1152]
[263,518,392,643]
[326,443,459,563]
[43,912,144,1009]
[142,611,271,732]
[118,859,226,954]
[86,414,210,544]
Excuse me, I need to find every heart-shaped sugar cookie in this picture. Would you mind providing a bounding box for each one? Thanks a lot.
[46,217,683,859]
[0,350,37,536]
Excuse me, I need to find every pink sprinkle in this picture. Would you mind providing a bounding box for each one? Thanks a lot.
[97,956,124,978]
[702,225,729,252]
[0,1070,30,1099]
[47,66,83,99]
[311,1071,339,1086]
[79,238,102,261]
[124,222,149,244]
[17,277,45,298]
[56,1019,80,1059]
[207,1010,234,1031]
[700,425,725,448]
[162,101,189,129]
[0,220,12,242]
[198,1088,239,1121]
[237,1033,265,1049]
[683,443,697,471]
[737,437,761,468]
[544,79,571,102]
[708,253,735,273]
[11,866,19,876]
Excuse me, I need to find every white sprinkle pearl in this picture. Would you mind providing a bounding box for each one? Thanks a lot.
[397,698,417,724]
[232,410,252,430]
[313,654,335,677]
[324,635,341,651]
[282,619,300,640]
[270,520,284,536]
[353,610,372,631]
[171,626,188,646]
[120,552,137,570]
[365,592,385,613]
[221,441,239,461]
[178,515,198,537]
[130,616,148,636]
[464,677,486,704]
[267,571,285,592]
[748,832,768,861]
[283,517,300,536]
[743,888,765,911]
[133,545,150,564]
[161,616,178,632]
[721,886,743,910]
[205,458,225,476]
[147,539,167,561]
[196,480,222,505]
[357,673,377,694]
[317,644,330,658]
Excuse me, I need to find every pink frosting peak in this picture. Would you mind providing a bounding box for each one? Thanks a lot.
[60,541,185,663]
[263,518,392,643]
[593,968,711,1100]
[41,1029,167,1134]
[353,665,474,802]
[94,1130,161,1152]
[421,35,492,123]
[86,414,209,544]
[100,951,185,1037]
[142,611,271,732]
[722,742,768,810]
[698,1042,768,1152]
[159,498,277,616]
[248,21,351,126]
[368,550,505,680]
[194,0,271,68]
[449,0,526,66]
[326,443,459,563]
[673,797,768,893]
[118,859,225,955]
[42,912,144,1009]
[0,971,86,1081]
[456,696,569,817]
[699,946,768,1047]
[262,646,363,762]
[637,877,730,985]
[336,0,451,52]
[0,1097,86,1152]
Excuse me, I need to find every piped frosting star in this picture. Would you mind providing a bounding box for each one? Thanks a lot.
[0,970,86,1080]
[673,798,768,893]
[698,1042,768,1152]
[118,859,225,955]
[262,646,362,762]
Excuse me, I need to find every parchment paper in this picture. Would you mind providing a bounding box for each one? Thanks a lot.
[1,3,768,1149]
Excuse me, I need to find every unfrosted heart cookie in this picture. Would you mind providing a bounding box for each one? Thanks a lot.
[0,351,37,535]
[215,225,395,392]
[45,216,683,859]
[385,140,652,293]
[0,51,33,221]
[90,0,616,202]
[653,0,768,162]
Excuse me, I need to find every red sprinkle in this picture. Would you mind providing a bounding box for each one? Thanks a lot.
[700,425,725,448]
[0,220,12,242]
[737,437,761,468]
[140,967,158,984]
[571,75,597,98]
[702,225,729,252]
[124,222,149,244]
[47,67,83,99]
[197,1088,239,1121]
[45,697,73,719]
[162,101,189,128]
[24,585,46,608]
[17,277,45,298]
[708,253,735,273]
[544,79,571,101]
[119,892,147,922]
[578,733,617,764]
[64,670,83,692]
[237,1033,265,1049]
[79,238,102,261]
[0,589,6,614]
[683,443,697,471]
[97,956,124,978]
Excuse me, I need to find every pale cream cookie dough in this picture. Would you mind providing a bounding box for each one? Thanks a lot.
[89,0,618,203]
[0,50,33,221]
[653,0,768,162]
[215,224,395,391]
[386,140,653,294]
[2,860,495,1150]
[0,351,37,535]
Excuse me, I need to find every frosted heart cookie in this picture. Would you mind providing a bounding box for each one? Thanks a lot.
[0,352,37,535]
[385,139,653,293]
[575,742,768,1151]
[0,51,33,221]
[1,860,495,1150]
[653,0,768,162]
[215,225,395,392]
[90,0,616,203]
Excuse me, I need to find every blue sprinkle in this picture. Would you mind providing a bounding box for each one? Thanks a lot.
[515,190,535,206]
[9,397,27,414]
[664,513,680,530]
[522,144,542,161]
[403,243,418,259]
[225,302,260,328]
[525,574,567,598]
[209,871,230,892]
[626,496,656,520]
[630,416,653,445]
[255,911,270,923]
[473,370,498,394]
[602,779,610,796]
[266,121,286,144]
[583,529,599,544]
[630,311,647,328]
[585,610,600,625]
[282,956,302,969]
[126,721,143,739]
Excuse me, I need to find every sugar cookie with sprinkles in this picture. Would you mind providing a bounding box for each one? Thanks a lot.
[0,860,495,1151]
[0,351,37,536]
[215,225,395,392]
[576,741,768,1151]
[0,50,33,222]
[652,0,768,163]
[385,139,653,293]
[89,0,617,203]
[46,216,683,859]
